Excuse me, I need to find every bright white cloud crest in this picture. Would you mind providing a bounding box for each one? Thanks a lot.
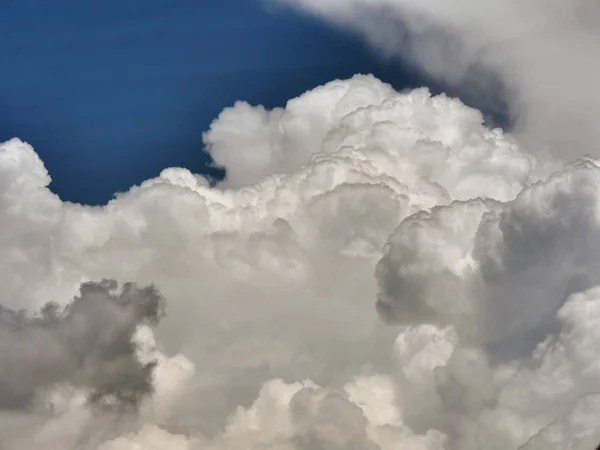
[276,0,600,158]
[1,69,599,450]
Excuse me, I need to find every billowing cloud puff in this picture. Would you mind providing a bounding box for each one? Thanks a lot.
[377,158,600,348]
[1,74,599,449]
[0,279,164,411]
[205,75,543,202]
[276,0,600,159]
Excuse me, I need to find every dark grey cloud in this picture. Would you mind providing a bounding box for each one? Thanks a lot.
[0,279,165,411]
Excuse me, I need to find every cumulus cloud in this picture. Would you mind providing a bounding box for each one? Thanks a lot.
[275,0,600,158]
[1,73,599,449]
[0,279,164,411]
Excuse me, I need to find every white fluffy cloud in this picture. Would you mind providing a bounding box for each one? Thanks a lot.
[1,74,599,449]
[276,0,600,159]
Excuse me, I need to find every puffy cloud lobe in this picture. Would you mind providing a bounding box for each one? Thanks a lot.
[375,199,496,332]
[377,159,600,346]
[374,284,600,450]
[203,75,396,188]
[204,75,541,203]
[375,163,600,448]
[0,279,164,410]
[474,160,600,348]
[1,75,599,449]
[275,0,600,159]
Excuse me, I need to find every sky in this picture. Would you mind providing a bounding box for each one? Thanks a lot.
[2,1,600,449]
[0,0,423,205]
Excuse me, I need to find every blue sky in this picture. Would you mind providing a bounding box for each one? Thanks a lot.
[0,0,423,205]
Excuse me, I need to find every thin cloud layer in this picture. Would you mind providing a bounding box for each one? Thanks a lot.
[1,74,599,448]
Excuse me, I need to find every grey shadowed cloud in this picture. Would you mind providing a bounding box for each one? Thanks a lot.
[0,279,165,411]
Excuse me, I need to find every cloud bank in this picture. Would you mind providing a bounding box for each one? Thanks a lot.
[1,71,599,448]
[276,0,600,159]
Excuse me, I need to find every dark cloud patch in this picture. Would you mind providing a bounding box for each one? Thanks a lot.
[0,279,165,411]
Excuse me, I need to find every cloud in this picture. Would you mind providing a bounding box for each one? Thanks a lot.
[275,0,600,158]
[0,279,164,411]
[203,75,396,188]
[1,73,599,448]
[376,159,600,348]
